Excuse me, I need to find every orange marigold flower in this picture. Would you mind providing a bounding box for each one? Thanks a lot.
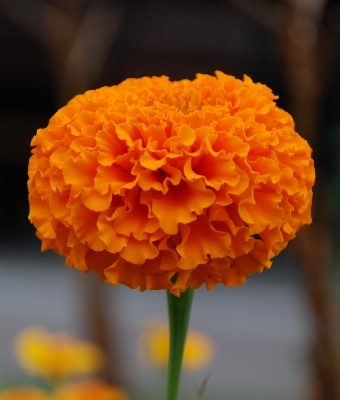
[15,327,104,381]
[53,380,129,400]
[28,72,315,296]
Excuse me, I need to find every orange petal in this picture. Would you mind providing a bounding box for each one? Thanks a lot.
[248,154,281,184]
[97,212,128,254]
[70,135,96,154]
[49,192,71,226]
[213,129,250,159]
[50,168,68,192]
[233,239,271,277]
[82,187,112,212]
[260,226,285,257]
[116,122,141,149]
[63,151,98,188]
[96,122,127,166]
[120,236,159,264]
[177,218,231,270]
[135,163,182,194]
[134,122,168,149]
[239,189,284,232]
[141,180,215,235]
[279,163,299,195]
[169,270,192,296]
[28,188,57,239]
[187,262,223,291]
[104,256,174,291]
[114,201,160,240]
[139,148,168,170]
[220,265,246,287]
[54,223,71,255]
[214,166,249,206]
[66,232,89,272]
[71,202,105,251]
[229,226,254,258]
[163,124,196,150]
[33,158,53,200]
[86,249,119,281]
[95,164,137,196]
[184,154,239,190]
[67,110,95,134]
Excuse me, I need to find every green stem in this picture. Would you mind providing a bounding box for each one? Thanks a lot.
[166,288,194,400]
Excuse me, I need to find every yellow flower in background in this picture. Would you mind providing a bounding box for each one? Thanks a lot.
[28,72,315,296]
[53,380,129,400]
[0,388,50,400]
[139,320,214,370]
[15,327,104,381]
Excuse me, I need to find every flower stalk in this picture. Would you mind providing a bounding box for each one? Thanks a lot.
[166,287,194,400]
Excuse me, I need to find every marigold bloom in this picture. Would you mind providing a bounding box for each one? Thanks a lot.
[28,72,315,296]
[15,327,104,381]
[139,320,214,370]
[53,380,129,400]
[0,388,50,400]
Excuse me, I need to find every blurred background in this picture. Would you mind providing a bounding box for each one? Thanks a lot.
[0,0,339,399]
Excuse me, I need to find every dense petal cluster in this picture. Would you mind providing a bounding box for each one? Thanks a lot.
[28,72,315,295]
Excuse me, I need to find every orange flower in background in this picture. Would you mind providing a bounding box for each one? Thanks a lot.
[139,320,215,370]
[15,327,104,381]
[53,380,129,400]
[0,388,50,400]
[28,72,315,296]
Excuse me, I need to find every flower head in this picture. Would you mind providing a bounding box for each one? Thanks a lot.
[28,72,315,296]
[139,320,214,370]
[15,327,104,381]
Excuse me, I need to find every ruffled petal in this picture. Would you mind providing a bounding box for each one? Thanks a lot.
[71,202,105,251]
[105,253,176,291]
[184,154,239,190]
[187,262,223,291]
[97,212,128,254]
[177,218,231,270]
[95,164,138,196]
[141,180,215,235]
[113,196,160,240]
[63,151,98,189]
[96,122,127,166]
[120,236,159,264]
[81,187,112,212]
[28,188,57,239]
[239,190,284,232]
[86,249,119,281]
